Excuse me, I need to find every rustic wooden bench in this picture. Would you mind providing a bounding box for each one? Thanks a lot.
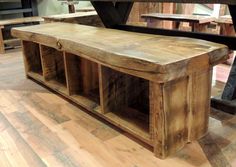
[141,13,216,32]
[215,15,235,36]
[0,16,44,54]
[215,15,235,65]
[11,22,228,159]
[43,11,103,27]
[77,6,95,12]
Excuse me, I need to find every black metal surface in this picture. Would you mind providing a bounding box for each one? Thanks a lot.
[91,1,133,28]
[115,2,133,23]
[211,97,236,115]
[0,8,32,15]
[220,5,236,101]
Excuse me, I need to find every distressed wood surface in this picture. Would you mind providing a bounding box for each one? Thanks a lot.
[142,13,215,24]
[1,50,236,166]
[43,11,103,27]
[77,6,95,12]
[215,15,235,36]
[0,26,4,54]
[0,17,44,27]
[12,23,228,82]
[12,22,229,158]
[216,15,233,25]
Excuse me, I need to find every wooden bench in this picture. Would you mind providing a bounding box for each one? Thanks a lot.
[77,6,95,12]
[43,11,103,27]
[0,16,44,54]
[215,15,235,36]
[11,22,228,159]
[215,15,235,65]
[141,13,216,32]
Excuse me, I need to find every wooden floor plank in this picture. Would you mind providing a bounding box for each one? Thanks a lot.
[0,112,47,167]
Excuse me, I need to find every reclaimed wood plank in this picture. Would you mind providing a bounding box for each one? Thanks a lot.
[12,23,228,82]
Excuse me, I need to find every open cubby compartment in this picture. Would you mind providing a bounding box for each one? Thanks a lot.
[40,45,67,92]
[64,52,100,107]
[22,41,43,76]
[100,66,150,140]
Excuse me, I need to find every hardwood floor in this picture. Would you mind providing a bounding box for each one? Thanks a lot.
[0,49,236,167]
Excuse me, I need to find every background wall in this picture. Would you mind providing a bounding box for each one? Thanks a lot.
[37,0,91,16]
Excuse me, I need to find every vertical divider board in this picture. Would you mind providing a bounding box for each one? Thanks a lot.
[63,52,101,112]
[22,40,42,78]
[99,65,151,143]
[39,44,68,94]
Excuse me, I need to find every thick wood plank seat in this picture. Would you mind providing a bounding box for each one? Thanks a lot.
[43,11,103,27]
[12,22,227,82]
[141,13,216,32]
[0,16,44,54]
[11,22,228,159]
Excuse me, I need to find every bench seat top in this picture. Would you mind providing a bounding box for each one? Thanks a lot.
[215,15,233,25]
[0,17,44,27]
[11,22,228,75]
[141,13,215,24]
[77,7,95,12]
[43,11,97,21]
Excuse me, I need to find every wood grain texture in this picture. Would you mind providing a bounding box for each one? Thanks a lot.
[22,41,42,75]
[0,27,5,54]
[142,13,215,24]
[43,11,103,27]
[1,50,236,165]
[64,53,100,103]
[215,15,235,36]
[11,22,228,82]
[13,21,229,158]
[216,15,233,25]
[40,45,66,86]
[0,16,44,26]
[190,69,212,140]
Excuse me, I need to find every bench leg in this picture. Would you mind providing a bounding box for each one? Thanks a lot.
[192,23,208,33]
[150,70,212,159]
[0,28,5,54]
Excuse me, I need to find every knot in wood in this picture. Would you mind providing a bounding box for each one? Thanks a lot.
[57,41,62,50]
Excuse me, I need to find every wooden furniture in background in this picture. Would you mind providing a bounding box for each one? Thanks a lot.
[128,3,176,28]
[0,0,38,18]
[215,15,235,65]
[58,0,80,13]
[77,6,95,12]
[0,0,39,53]
[215,15,235,36]
[12,22,228,158]
[128,3,195,28]
[43,11,103,27]
[0,16,43,54]
[142,13,215,32]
